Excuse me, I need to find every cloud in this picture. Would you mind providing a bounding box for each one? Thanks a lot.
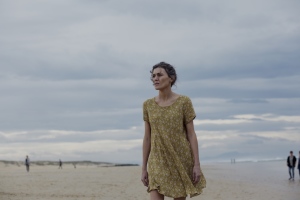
[195,119,251,125]
[235,114,300,123]
[227,99,269,104]
[0,0,300,162]
[0,126,143,143]
[195,113,300,125]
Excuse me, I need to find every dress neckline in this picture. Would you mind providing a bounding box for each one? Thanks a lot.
[153,95,182,108]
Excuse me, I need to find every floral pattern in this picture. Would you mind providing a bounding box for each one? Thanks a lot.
[143,95,206,198]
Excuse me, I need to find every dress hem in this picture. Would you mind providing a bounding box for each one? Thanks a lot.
[147,185,205,198]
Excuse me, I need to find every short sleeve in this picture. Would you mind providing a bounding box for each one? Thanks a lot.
[143,101,149,122]
[183,97,196,124]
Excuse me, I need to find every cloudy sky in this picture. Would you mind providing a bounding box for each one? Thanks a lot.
[1,0,299,164]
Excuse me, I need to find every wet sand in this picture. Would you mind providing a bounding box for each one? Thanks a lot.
[0,161,299,200]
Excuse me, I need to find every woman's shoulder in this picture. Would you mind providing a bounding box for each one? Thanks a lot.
[178,95,192,102]
[143,97,155,105]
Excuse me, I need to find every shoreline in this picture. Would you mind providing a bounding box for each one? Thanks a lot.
[1,160,299,200]
[0,160,139,167]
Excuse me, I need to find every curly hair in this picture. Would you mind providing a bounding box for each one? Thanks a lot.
[150,62,177,87]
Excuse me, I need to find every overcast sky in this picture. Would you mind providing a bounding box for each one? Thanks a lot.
[1,0,299,164]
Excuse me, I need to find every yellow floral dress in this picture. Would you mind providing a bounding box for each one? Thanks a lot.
[143,95,206,198]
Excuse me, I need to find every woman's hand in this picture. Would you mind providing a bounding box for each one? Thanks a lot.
[193,164,202,184]
[141,169,149,187]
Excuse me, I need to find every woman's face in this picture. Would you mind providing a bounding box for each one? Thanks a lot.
[152,67,172,90]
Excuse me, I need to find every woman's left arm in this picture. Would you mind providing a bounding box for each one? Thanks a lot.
[186,120,202,184]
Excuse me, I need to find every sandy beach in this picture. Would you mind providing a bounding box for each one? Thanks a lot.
[0,160,299,200]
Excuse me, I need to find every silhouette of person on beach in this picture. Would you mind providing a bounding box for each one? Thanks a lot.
[58,159,63,169]
[25,155,30,172]
[298,151,300,178]
[287,151,296,180]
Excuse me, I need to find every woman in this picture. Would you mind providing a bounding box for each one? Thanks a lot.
[141,62,206,199]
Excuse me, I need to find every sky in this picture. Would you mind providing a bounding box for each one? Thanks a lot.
[0,0,300,164]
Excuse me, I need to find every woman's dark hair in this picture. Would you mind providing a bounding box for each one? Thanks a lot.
[150,62,177,87]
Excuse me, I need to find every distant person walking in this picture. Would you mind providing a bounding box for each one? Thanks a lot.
[58,159,63,169]
[25,155,30,172]
[287,151,296,180]
[298,151,300,178]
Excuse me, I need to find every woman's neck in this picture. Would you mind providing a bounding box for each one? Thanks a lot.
[158,88,174,101]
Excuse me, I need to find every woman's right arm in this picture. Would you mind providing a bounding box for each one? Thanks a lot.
[141,121,151,187]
